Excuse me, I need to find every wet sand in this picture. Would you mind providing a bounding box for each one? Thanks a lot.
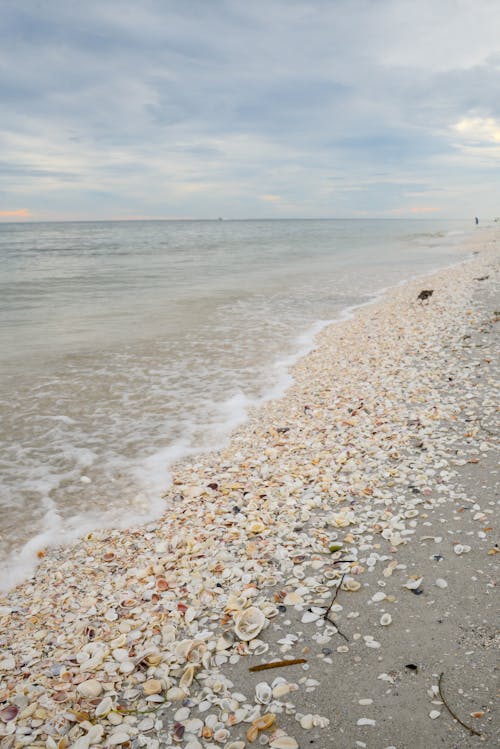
[0,232,498,749]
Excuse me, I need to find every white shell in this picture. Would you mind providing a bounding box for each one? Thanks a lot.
[273,683,291,698]
[300,714,314,729]
[342,577,361,591]
[179,664,195,690]
[95,696,113,716]
[184,717,203,733]
[435,578,448,588]
[138,716,155,732]
[301,610,320,623]
[175,639,207,664]
[234,606,266,641]
[166,686,186,701]
[269,737,299,749]
[380,613,392,626]
[404,577,423,590]
[76,679,103,698]
[143,679,162,695]
[255,681,272,704]
[106,732,131,746]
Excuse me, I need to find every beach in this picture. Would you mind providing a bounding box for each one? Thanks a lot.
[0,234,498,749]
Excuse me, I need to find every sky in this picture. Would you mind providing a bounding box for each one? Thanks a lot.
[1,0,499,221]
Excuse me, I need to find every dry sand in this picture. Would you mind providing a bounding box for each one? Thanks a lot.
[0,231,498,749]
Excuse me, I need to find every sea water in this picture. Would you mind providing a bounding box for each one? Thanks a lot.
[0,219,480,588]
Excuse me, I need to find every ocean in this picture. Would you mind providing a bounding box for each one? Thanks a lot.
[0,218,479,589]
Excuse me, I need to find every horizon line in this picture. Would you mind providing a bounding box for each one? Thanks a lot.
[0,216,485,225]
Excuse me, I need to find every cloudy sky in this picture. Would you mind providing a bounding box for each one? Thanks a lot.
[1,0,499,221]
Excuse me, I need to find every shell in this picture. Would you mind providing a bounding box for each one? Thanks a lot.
[404,577,423,590]
[273,683,291,698]
[342,577,361,592]
[300,714,314,730]
[143,679,163,696]
[95,696,113,717]
[246,725,259,743]
[76,679,102,698]
[179,665,195,690]
[269,737,299,749]
[252,713,276,730]
[380,613,392,626]
[283,592,303,606]
[234,607,266,641]
[106,732,131,746]
[175,639,206,664]
[166,686,186,701]
[0,705,19,723]
[255,682,272,704]
[213,729,230,742]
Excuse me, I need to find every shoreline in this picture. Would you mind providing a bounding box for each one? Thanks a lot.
[0,227,489,593]
[0,232,498,749]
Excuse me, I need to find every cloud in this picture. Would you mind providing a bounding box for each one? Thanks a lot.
[0,0,499,218]
[390,205,442,215]
[454,116,500,143]
[0,208,31,217]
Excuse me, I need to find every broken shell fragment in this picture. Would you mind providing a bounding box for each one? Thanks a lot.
[234,606,266,640]
[404,577,423,590]
[380,613,392,626]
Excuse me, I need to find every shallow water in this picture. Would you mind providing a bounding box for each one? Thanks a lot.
[0,218,478,587]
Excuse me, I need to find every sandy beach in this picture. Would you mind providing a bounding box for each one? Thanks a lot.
[0,233,498,749]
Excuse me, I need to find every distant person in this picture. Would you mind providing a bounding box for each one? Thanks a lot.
[475,216,479,225]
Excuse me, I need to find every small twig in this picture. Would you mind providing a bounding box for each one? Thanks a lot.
[324,573,346,622]
[249,658,306,672]
[334,624,349,642]
[438,672,482,737]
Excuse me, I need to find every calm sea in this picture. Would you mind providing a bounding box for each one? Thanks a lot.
[0,219,479,588]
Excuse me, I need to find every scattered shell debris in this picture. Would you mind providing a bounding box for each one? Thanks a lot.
[0,242,498,747]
